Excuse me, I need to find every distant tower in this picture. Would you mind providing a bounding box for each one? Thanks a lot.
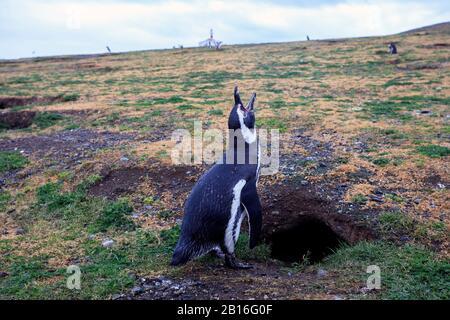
[106,46,112,54]
[307,35,310,41]
[199,28,222,49]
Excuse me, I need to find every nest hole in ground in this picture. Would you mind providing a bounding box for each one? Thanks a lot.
[269,214,346,263]
[261,181,375,264]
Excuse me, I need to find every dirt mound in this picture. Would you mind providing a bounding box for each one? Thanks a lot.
[88,164,204,201]
[0,111,36,129]
[0,95,79,110]
[89,168,148,199]
[147,164,204,197]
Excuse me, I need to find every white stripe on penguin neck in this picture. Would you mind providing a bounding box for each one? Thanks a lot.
[236,106,257,144]
[225,179,247,253]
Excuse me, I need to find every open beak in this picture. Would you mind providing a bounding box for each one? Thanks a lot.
[246,93,256,111]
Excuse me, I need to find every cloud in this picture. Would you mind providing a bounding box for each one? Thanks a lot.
[0,0,449,59]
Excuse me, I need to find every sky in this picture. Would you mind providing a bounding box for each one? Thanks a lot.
[0,0,449,59]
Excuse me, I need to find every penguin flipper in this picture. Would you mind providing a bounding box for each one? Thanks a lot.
[241,183,262,249]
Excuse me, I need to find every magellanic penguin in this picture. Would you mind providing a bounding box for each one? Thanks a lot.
[171,87,262,269]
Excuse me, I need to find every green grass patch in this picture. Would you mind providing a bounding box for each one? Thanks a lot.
[91,198,135,233]
[372,158,390,167]
[0,151,28,173]
[416,145,450,158]
[351,194,368,204]
[176,104,198,111]
[256,118,287,133]
[0,191,11,210]
[33,112,64,129]
[207,109,223,116]
[324,241,450,299]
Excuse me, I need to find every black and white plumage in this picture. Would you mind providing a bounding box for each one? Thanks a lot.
[171,87,262,269]
[388,43,397,54]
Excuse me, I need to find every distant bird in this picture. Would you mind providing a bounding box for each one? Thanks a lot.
[307,35,310,41]
[388,43,397,54]
[106,46,112,54]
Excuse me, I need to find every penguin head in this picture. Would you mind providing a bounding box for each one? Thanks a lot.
[228,86,256,130]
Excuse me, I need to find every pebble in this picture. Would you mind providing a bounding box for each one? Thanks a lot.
[120,157,129,162]
[15,228,26,235]
[131,286,143,296]
[317,269,328,277]
[102,239,114,248]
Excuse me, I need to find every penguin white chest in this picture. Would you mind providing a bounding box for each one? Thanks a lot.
[225,179,247,253]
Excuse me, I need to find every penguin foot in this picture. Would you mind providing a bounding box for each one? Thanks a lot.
[225,254,253,270]
[208,247,225,260]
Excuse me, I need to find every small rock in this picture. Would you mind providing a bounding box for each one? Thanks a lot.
[300,180,308,186]
[317,269,328,277]
[88,234,96,240]
[400,235,410,242]
[111,294,123,300]
[414,198,421,204]
[120,157,129,162]
[437,183,445,189]
[263,295,269,300]
[15,228,26,235]
[102,239,114,248]
[0,271,9,278]
[131,286,143,296]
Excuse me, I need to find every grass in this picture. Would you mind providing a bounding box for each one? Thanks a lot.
[372,158,390,167]
[91,198,135,233]
[324,241,450,300]
[0,191,11,210]
[207,109,224,116]
[257,118,287,133]
[416,145,450,158]
[351,194,368,204]
[0,226,180,299]
[33,112,64,129]
[0,151,28,173]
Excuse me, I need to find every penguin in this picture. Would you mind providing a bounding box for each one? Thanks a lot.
[388,43,397,54]
[171,86,262,269]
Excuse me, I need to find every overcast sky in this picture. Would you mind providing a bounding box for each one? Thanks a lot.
[1,0,449,59]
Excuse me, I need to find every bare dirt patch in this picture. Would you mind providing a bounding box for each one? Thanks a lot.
[88,163,204,202]
[0,96,71,110]
[0,111,36,129]
[89,167,148,199]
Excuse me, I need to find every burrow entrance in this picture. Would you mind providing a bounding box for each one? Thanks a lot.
[270,215,346,263]
[261,181,374,264]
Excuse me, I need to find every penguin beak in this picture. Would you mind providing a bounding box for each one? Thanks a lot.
[246,93,256,112]
[234,86,243,107]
